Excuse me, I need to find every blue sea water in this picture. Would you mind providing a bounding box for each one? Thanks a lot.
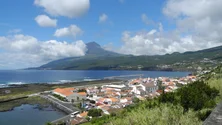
[0,70,190,86]
[0,104,66,125]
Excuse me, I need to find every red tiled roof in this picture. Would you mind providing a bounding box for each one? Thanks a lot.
[54,88,74,96]
[77,92,87,96]
[108,97,119,102]
[78,112,88,118]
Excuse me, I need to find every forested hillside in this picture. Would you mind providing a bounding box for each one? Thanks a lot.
[31,43,222,71]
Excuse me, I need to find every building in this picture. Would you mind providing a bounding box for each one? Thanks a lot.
[53,88,87,102]
[102,84,126,92]
[142,82,158,94]
[53,88,75,98]
[67,92,87,102]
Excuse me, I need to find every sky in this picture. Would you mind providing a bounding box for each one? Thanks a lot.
[0,0,222,69]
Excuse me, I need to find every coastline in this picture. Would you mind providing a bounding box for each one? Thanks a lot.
[0,96,51,112]
[0,78,106,88]
[0,79,121,112]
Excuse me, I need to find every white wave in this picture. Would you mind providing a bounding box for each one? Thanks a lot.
[48,82,61,84]
[7,82,26,85]
[0,84,8,88]
[70,80,80,83]
[83,79,100,82]
[59,80,73,83]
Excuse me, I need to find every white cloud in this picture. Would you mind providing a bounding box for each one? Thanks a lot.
[35,15,57,27]
[148,29,157,35]
[103,42,115,51]
[0,34,87,69]
[40,40,86,60]
[99,14,108,23]
[119,0,124,3]
[141,14,150,25]
[141,14,155,25]
[34,0,90,18]
[8,29,22,34]
[158,23,163,32]
[116,29,220,55]
[108,0,222,56]
[54,25,83,38]
[163,0,222,37]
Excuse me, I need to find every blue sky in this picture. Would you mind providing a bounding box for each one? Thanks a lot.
[0,0,222,69]
[0,0,166,46]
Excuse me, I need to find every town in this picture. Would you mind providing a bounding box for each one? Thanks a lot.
[43,75,197,125]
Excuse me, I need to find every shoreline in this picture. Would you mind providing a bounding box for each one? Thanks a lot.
[0,79,121,112]
[0,79,121,89]
[0,96,52,112]
[0,78,108,88]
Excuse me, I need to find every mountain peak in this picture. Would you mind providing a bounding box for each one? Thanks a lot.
[86,42,101,48]
[85,41,120,56]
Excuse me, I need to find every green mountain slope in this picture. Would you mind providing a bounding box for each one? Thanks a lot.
[85,42,120,57]
[34,43,222,71]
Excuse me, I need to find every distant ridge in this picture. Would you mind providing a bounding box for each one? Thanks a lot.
[29,44,222,71]
[34,42,121,70]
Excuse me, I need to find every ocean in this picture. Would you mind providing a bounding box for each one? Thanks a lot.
[0,70,190,87]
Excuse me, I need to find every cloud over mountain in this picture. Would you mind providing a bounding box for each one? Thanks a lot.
[0,34,87,69]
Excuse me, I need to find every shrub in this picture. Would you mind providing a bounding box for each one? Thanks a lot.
[88,109,102,117]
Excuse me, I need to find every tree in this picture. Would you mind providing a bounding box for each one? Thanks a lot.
[97,86,102,93]
[132,97,140,103]
[77,102,82,109]
[177,81,219,112]
[45,122,52,125]
[86,116,90,121]
[88,109,102,117]
[77,96,79,101]
[58,121,66,125]
[78,89,87,92]
[82,98,85,108]
[71,99,74,104]
[157,80,163,90]
[158,92,177,104]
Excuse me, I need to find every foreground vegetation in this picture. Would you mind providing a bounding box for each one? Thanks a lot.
[84,66,222,125]
[205,65,222,102]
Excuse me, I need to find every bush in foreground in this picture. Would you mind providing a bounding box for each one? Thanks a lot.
[108,104,201,125]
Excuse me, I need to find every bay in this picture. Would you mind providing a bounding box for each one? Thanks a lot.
[0,70,190,85]
[0,104,66,125]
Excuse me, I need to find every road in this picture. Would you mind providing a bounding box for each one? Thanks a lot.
[51,115,72,125]
[40,94,80,113]
[29,93,80,125]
